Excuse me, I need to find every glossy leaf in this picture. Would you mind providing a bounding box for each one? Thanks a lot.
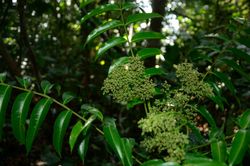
[229,129,250,166]
[141,159,180,166]
[239,109,250,129]
[221,58,250,82]
[81,104,103,121]
[69,115,95,152]
[184,156,227,166]
[62,91,75,104]
[108,57,128,73]
[0,85,12,139]
[96,37,126,60]
[81,4,119,24]
[103,118,133,166]
[78,133,90,162]
[26,98,53,153]
[53,110,72,157]
[198,106,218,130]
[132,32,164,43]
[11,92,33,144]
[211,140,227,162]
[145,67,165,77]
[213,71,236,95]
[137,48,162,60]
[126,13,162,25]
[85,20,123,45]
[41,80,53,94]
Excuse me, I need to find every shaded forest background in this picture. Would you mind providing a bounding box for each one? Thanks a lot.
[0,0,250,165]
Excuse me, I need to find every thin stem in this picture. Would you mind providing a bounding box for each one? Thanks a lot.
[0,82,104,135]
[144,102,148,114]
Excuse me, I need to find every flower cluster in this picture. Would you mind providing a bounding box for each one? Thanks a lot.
[102,56,155,103]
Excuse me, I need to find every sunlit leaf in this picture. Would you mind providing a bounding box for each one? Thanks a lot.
[11,92,33,144]
[96,37,126,60]
[132,32,164,43]
[53,110,72,157]
[26,98,53,153]
[81,4,119,23]
[137,48,162,60]
[126,13,162,25]
[85,20,123,45]
[141,159,180,166]
[0,85,12,139]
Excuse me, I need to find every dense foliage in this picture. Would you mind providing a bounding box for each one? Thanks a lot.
[0,0,250,165]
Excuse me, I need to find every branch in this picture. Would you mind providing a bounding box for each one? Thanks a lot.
[17,0,40,81]
[0,39,21,76]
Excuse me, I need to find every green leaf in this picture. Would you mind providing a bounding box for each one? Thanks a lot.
[69,115,95,152]
[141,159,180,166]
[41,80,53,94]
[26,98,53,153]
[96,37,126,60]
[80,0,95,9]
[198,106,218,130]
[108,57,128,73]
[127,99,143,109]
[85,20,123,45]
[239,109,250,129]
[137,48,162,60]
[132,32,164,43]
[210,95,225,112]
[126,13,162,25]
[103,118,133,166]
[211,140,227,162]
[0,85,12,139]
[62,91,75,105]
[220,58,250,82]
[237,37,250,48]
[0,73,7,82]
[229,129,250,166]
[229,48,250,63]
[81,104,103,121]
[213,71,236,96]
[145,67,165,77]
[53,110,72,157]
[78,133,90,162]
[187,122,206,144]
[184,156,227,166]
[16,76,32,89]
[80,4,119,24]
[11,92,33,144]
[122,2,137,10]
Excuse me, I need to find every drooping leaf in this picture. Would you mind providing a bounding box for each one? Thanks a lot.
[96,37,126,60]
[62,91,76,105]
[0,73,7,82]
[103,118,133,166]
[213,71,236,96]
[132,32,164,43]
[126,13,162,25]
[11,92,33,144]
[26,98,53,153]
[78,133,90,162]
[198,106,218,130]
[81,104,103,121]
[141,159,180,166]
[53,110,72,157]
[229,48,250,63]
[228,129,250,166]
[220,58,250,81]
[81,4,119,24]
[108,57,128,73]
[69,115,96,152]
[239,109,250,129]
[145,67,165,77]
[0,85,12,139]
[41,80,53,94]
[211,140,227,162]
[137,48,162,60]
[85,20,123,45]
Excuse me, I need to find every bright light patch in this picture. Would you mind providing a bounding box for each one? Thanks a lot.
[100,60,105,65]
[155,65,160,68]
